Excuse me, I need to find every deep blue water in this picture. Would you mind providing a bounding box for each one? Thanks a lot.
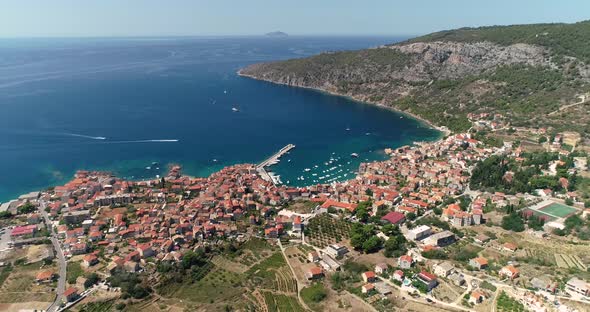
[0,36,440,202]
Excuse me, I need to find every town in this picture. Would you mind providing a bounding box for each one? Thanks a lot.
[0,123,589,312]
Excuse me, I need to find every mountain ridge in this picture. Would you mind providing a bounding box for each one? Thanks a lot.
[240,21,590,135]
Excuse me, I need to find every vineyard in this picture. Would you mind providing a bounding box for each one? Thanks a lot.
[554,253,587,270]
[306,214,352,248]
[262,291,306,312]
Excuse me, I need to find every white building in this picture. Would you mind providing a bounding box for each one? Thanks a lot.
[566,277,590,297]
[407,225,432,241]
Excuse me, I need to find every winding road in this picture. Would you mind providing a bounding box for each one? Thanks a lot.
[40,201,67,312]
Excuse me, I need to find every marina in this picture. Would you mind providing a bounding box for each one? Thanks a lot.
[256,144,296,185]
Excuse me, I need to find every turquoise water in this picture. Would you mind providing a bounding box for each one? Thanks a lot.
[0,37,440,201]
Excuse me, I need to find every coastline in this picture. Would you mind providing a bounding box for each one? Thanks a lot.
[2,72,447,204]
[237,70,451,137]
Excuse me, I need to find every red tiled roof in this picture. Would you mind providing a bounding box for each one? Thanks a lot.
[381,211,405,224]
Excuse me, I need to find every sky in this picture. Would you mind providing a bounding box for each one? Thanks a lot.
[1,0,589,37]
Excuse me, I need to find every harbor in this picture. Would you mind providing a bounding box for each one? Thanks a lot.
[257,144,296,185]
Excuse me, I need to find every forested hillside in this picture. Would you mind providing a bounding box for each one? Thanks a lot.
[240,21,590,135]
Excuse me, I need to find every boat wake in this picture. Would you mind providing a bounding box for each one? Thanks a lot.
[63,133,107,140]
[102,139,179,144]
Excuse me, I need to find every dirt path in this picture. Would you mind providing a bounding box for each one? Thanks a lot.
[548,93,589,116]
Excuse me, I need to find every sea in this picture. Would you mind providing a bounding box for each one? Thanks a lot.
[0,36,441,202]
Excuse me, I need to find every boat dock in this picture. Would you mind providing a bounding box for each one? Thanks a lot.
[257,144,295,185]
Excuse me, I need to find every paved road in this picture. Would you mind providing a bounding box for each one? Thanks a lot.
[40,201,67,312]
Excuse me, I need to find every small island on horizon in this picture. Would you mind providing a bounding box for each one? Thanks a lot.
[265,31,289,38]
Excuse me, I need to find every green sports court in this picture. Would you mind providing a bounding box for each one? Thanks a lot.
[537,202,578,218]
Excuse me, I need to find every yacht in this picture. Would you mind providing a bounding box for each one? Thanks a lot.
[351,153,359,158]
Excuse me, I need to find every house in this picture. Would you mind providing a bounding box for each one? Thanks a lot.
[308,251,320,262]
[124,260,140,273]
[433,261,454,278]
[361,283,375,294]
[499,265,519,279]
[320,199,357,212]
[423,231,455,247]
[407,225,431,241]
[469,257,489,270]
[305,267,324,280]
[63,287,79,302]
[474,233,491,245]
[417,271,438,291]
[36,270,55,283]
[137,244,155,258]
[324,244,348,259]
[375,263,388,275]
[71,243,88,255]
[83,254,98,267]
[293,216,303,232]
[398,255,413,269]
[469,291,485,305]
[503,242,518,252]
[381,211,406,225]
[264,227,278,238]
[566,277,590,297]
[448,272,466,286]
[362,271,376,283]
[392,270,404,282]
[10,225,37,237]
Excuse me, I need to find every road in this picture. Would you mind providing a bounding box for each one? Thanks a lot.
[40,201,67,312]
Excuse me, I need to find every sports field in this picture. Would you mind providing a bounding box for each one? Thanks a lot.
[538,202,578,218]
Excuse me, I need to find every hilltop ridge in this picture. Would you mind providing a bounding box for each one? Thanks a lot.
[240,21,590,135]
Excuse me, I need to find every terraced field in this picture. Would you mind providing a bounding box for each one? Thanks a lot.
[262,291,305,312]
[555,253,587,270]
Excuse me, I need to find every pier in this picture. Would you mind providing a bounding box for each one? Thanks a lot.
[257,144,295,185]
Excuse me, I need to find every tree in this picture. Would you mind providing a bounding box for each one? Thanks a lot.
[0,211,12,219]
[501,213,525,232]
[362,236,383,253]
[17,202,36,215]
[383,235,407,258]
[565,198,574,206]
[84,273,100,289]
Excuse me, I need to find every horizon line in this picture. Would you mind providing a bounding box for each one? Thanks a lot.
[0,33,418,40]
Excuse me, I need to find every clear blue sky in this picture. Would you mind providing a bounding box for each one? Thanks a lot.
[1,0,589,37]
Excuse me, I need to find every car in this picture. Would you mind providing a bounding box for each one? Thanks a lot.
[426,298,433,303]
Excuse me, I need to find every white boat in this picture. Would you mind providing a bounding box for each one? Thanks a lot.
[232,107,239,112]
[287,159,291,162]
[146,166,151,170]
[351,153,359,158]
[304,168,311,172]
[212,159,218,162]
[346,127,350,131]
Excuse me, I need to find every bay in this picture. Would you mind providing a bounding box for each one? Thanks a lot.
[0,36,440,202]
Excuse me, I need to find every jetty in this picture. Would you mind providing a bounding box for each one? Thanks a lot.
[257,144,295,185]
